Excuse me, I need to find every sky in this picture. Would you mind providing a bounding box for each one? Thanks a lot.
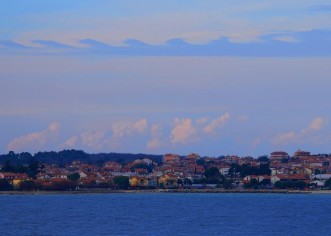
[1,1,331,157]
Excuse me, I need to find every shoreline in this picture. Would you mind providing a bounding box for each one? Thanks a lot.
[1,189,331,195]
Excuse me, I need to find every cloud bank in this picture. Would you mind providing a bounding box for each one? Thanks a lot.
[7,122,59,152]
[273,117,328,145]
[1,30,331,57]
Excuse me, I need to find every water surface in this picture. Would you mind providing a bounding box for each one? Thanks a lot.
[1,193,330,235]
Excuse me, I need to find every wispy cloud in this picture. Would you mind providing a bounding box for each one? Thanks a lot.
[109,119,149,147]
[7,122,60,152]
[60,119,149,150]
[273,117,328,145]
[61,135,78,149]
[111,119,148,139]
[61,131,107,151]
[203,113,230,135]
[2,29,331,57]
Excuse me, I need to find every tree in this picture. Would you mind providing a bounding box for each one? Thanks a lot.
[0,179,13,191]
[67,173,80,181]
[1,160,15,172]
[259,163,271,175]
[244,178,259,189]
[295,181,306,190]
[274,181,306,190]
[27,160,41,179]
[130,163,153,173]
[113,176,130,189]
[221,179,233,189]
[183,178,192,186]
[274,181,286,189]
[177,179,183,186]
[260,179,271,186]
[45,180,77,191]
[19,180,40,191]
[257,155,269,162]
[204,167,221,179]
[324,178,331,189]
[228,163,241,178]
[196,159,205,166]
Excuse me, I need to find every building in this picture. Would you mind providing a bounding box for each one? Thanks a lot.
[162,154,180,164]
[294,150,311,158]
[186,153,200,161]
[270,151,289,161]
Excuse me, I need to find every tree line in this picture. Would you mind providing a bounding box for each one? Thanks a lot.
[0,150,163,166]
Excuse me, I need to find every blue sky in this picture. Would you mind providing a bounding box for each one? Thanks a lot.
[1,1,331,157]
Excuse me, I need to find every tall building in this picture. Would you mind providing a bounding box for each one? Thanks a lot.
[293,150,311,158]
[270,151,289,161]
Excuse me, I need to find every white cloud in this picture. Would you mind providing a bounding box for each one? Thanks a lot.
[61,135,78,149]
[61,130,108,150]
[7,122,59,152]
[132,119,149,133]
[61,119,150,150]
[112,119,148,139]
[171,118,198,144]
[203,113,230,135]
[307,117,327,131]
[273,117,328,145]
[109,119,149,148]
[273,131,297,145]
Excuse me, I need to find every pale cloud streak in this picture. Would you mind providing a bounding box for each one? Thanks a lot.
[60,119,149,150]
[61,131,107,150]
[203,113,231,135]
[7,122,59,152]
[7,1,331,46]
[273,117,328,145]
[61,135,78,149]
[305,117,327,132]
[111,119,148,139]
[109,119,149,148]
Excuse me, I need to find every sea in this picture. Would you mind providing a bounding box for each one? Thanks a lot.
[1,193,331,236]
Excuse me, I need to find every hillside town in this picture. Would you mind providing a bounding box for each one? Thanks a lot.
[1,149,331,191]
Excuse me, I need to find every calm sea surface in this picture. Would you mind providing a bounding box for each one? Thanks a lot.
[1,193,331,235]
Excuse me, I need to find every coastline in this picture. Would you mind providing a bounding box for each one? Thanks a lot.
[1,189,331,195]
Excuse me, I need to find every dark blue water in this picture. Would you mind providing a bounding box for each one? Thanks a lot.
[1,193,331,235]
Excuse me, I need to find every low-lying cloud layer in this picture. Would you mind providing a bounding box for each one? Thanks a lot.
[1,30,331,57]
[7,122,60,152]
[5,113,331,156]
[273,117,328,145]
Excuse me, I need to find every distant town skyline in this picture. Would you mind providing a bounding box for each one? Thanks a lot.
[1,1,331,156]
